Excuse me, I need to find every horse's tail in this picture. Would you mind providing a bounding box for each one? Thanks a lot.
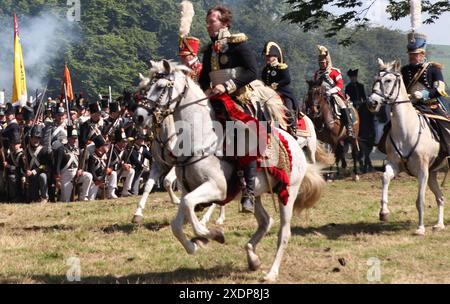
[294,163,326,214]
[264,95,288,130]
[315,142,335,166]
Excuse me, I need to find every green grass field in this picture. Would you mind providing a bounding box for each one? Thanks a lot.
[2,172,450,284]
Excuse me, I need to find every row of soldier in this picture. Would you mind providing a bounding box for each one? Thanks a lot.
[0,95,153,203]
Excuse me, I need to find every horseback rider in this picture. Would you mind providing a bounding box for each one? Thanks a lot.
[199,5,263,213]
[314,45,354,138]
[402,32,450,155]
[262,41,298,138]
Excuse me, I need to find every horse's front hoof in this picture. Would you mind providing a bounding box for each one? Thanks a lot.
[414,226,426,236]
[209,227,225,244]
[132,215,143,225]
[353,174,360,182]
[191,237,209,248]
[433,224,445,231]
[379,212,389,222]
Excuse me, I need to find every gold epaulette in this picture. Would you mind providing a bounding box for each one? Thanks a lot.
[430,61,443,70]
[276,63,288,70]
[228,33,248,44]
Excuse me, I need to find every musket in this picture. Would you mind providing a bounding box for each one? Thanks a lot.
[102,143,114,200]
[116,142,134,181]
[20,127,31,203]
[102,107,127,139]
[70,142,91,201]
[33,86,47,126]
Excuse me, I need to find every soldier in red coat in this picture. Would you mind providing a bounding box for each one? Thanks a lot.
[179,36,203,82]
[314,45,354,137]
[178,1,202,82]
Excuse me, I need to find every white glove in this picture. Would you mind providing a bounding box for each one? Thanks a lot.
[413,91,423,100]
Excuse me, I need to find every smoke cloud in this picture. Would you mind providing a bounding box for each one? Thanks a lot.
[0,11,80,103]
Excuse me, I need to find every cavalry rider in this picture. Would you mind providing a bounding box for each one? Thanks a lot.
[199,5,264,213]
[262,41,298,138]
[401,32,450,155]
[314,45,354,138]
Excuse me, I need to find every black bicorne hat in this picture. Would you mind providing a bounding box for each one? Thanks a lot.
[262,41,284,63]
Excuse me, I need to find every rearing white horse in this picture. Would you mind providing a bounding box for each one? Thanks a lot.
[368,58,447,236]
[134,60,326,281]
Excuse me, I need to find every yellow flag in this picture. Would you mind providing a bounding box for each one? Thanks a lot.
[12,14,27,105]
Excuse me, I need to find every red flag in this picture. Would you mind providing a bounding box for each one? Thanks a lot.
[61,64,74,101]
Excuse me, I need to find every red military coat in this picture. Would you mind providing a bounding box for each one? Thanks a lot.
[313,67,345,99]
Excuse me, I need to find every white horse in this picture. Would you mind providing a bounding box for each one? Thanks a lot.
[132,73,330,226]
[134,60,325,281]
[368,58,447,235]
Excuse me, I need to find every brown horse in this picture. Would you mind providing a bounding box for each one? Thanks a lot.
[306,79,361,180]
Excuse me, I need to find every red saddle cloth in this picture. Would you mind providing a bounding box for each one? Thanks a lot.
[210,94,268,167]
[297,116,311,137]
[209,94,293,206]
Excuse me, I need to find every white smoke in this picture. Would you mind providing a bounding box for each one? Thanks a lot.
[0,12,80,103]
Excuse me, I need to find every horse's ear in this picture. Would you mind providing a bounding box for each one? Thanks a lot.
[377,58,385,69]
[139,73,145,80]
[394,59,401,72]
[163,59,172,74]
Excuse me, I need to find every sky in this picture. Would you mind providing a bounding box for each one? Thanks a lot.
[365,0,450,45]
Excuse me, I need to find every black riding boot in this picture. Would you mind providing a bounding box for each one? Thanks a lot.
[340,108,355,138]
[241,160,257,213]
[287,111,298,139]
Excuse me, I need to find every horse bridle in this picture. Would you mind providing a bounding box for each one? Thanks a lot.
[371,70,410,106]
[138,72,216,169]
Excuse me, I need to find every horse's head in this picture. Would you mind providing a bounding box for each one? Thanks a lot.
[368,58,403,113]
[133,59,191,130]
[305,78,326,116]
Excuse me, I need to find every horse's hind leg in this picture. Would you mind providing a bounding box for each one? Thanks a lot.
[380,162,398,222]
[246,197,273,271]
[428,171,445,231]
[352,140,360,181]
[216,205,226,225]
[264,192,296,282]
[200,203,216,225]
